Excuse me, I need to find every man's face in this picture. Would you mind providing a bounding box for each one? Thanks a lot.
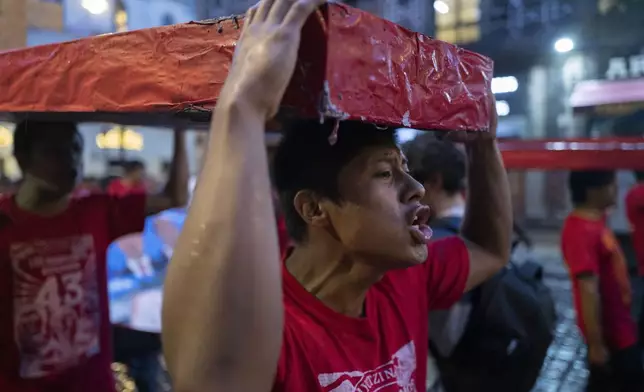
[321,146,431,268]
[23,128,83,196]
[587,179,617,210]
[129,167,145,183]
[599,179,618,209]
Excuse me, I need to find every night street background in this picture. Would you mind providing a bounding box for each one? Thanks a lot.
[528,231,643,392]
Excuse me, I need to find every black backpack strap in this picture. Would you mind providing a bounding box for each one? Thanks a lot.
[517,260,544,281]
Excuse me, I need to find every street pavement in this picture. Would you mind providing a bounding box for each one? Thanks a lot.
[526,231,643,392]
[530,241,588,392]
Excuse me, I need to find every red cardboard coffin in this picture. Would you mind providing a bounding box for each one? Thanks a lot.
[0,3,493,131]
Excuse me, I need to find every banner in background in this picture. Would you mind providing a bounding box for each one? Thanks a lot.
[107,208,187,333]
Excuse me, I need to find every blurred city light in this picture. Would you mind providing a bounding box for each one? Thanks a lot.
[96,127,144,151]
[491,76,519,94]
[496,100,510,117]
[433,1,450,15]
[0,125,13,148]
[82,0,109,15]
[397,128,419,144]
[554,37,574,53]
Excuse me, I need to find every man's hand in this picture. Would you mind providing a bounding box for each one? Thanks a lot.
[163,3,327,391]
[588,343,609,366]
[445,91,498,143]
[223,0,327,119]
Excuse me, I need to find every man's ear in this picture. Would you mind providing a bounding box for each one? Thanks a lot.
[293,190,329,229]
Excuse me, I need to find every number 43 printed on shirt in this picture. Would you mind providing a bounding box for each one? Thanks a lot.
[11,234,101,379]
[37,271,84,310]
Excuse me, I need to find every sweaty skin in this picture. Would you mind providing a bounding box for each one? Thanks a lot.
[161,0,512,391]
[578,275,609,365]
[162,1,327,391]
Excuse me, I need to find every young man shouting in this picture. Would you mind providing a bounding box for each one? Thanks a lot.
[162,1,512,391]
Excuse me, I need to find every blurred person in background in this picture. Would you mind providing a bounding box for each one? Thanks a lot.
[108,160,147,197]
[625,171,644,339]
[404,135,467,392]
[562,171,644,392]
[0,120,187,392]
[74,177,103,197]
[407,135,553,392]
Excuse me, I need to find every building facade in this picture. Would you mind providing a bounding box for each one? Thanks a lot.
[456,0,644,231]
[0,0,201,182]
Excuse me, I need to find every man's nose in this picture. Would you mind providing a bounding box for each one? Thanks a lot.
[402,173,425,203]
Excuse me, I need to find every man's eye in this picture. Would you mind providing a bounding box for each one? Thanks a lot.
[376,171,393,179]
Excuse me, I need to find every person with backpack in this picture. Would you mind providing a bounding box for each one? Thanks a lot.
[404,135,556,392]
[562,171,644,392]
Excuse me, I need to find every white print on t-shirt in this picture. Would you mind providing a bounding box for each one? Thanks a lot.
[317,341,417,392]
[10,235,100,379]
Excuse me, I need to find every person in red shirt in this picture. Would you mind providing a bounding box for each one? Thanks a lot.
[625,171,644,338]
[73,177,102,197]
[0,120,188,392]
[562,170,644,392]
[107,161,147,197]
[162,1,512,391]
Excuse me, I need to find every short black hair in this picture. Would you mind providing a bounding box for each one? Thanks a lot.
[123,160,145,174]
[635,171,644,182]
[13,120,79,157]
[403,133,465,194]
[568,170,616,206]
[273,120,397,243]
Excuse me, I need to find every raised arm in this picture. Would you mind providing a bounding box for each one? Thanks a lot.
[146,130,189,214]
[162,1,325,391]
[458,96,513,291]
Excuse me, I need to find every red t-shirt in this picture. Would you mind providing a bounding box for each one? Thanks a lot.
[273,236,470,391]
[276,215,290,258]
[626,183,644,276]
[0,193,145,392]
[561,213,637,350]
[107,179,146,197]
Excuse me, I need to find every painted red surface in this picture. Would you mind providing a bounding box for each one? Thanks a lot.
[500,138,644,170]
[0,3,493,132]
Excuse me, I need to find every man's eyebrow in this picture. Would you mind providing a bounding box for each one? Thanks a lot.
[374,154,406,166]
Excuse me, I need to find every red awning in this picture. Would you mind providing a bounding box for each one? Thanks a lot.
[500,138,644,170]
[570,79,644,109]
[0,3,493,131]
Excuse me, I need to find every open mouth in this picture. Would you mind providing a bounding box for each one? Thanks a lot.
[408,205,433,244]
[410,205,431,226]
